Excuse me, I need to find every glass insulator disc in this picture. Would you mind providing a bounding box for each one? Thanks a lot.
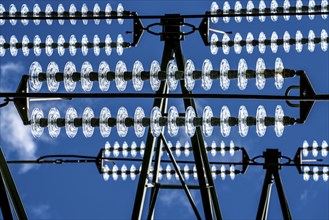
[303,166,310,181]
[256,105,267,137]
[234,1,242,23]
[98,61,110,92]
[22,35,30,56]
[105,3,112,24]
[238,58,248,90]
[57,4,65,25]
[45,35,53,56]
[117,34,124,56]
[132,60,144,91]
[220,106,231,137]
[81,3,88,25]
[238,105,249,137]
[321,29,328,52]
[321,0,328,19]
[255,33,266,52]
[256,58,266,90]
[100,107,111,138]
[309,0,315,20]
[295,30,303,53]
[210,33,219,55]
[312,140,319,157]
[29,61,43,92]
[323,167,328,181]
[270,0,278,21]
[0,4,5,25]
[134,107,145,138]
[166,165,172,180]
[81,34,88,56]
[130,165,137,180]
[46,61,60,92]
[296,0,303,20]
[322,140,328,157]
[10,35,18,56]
[117,107,128,137]
[234,32,242,54]
[69,35,77,56]
[220,59,230,90]
[313,167,319,181]
[302,140,309,157]
[271,32,278,53]
[0,35,5,56]
[283,0,291,21]
[202,59,213,90]
[57,35,65,56]
[230,165,235,180]
[33,4,41,25]
[184,59,195,91]
[283,31,291,53]
[185,106,196,137]
[131,141,137,158]
[64,61,77,92]
[69,4,77,25]
[222,34,230,55]
[93,3,100,25]
[308,30,315,52]
[31,108,44,138]
[9,4,17,26]
[150,60,161,91]
[103,164,110,181]
[166,60,178,91]
[259,0,266,22]
[246,1,254,22]
[210,2,219,24]
[115,60,127,91]
[275,57,284,90]
[121,165,128,181]
[150,106,162,137]
[275,105,285,137]
[105,34,112,56]
[81,61,93,92]
[168,106,179,137]
[34,35,41,56]
[223,1,230,23]
[93,35,100,56]
[48,107,61,138]
[117,3,124,25]
[246,32,254,54]
[112,165,119,181]
[21,4,29,26]
[45,4,53,25]
[220,165,226,180]
[65,107,78,138]
[202,106,213,137]
[82,107,94,138]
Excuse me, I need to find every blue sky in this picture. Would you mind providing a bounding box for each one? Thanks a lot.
[0,0,328,219]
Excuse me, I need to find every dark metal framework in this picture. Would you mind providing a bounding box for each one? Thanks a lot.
[0,5,329,220]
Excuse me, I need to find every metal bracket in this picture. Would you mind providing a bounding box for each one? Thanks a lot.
[13,75,30,125]
[131,12,144,47]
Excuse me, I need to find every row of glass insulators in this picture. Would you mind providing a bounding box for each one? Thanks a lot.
[30,104,289,139]
[101,163,238,181]
[303,166,329,181]
[210,0,328,24]
[210,29,329,55]
[28,58,288,94]
[302,140,328,157]
[0,34,127,57]
[102,140,239,158]
[0,3,125,26]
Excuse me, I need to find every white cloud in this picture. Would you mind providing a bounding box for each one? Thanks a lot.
[0,62,25,92]
[159,190,198,216]
[0,62,24,75]
[30,204,50,219]
[0,104,37,173]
